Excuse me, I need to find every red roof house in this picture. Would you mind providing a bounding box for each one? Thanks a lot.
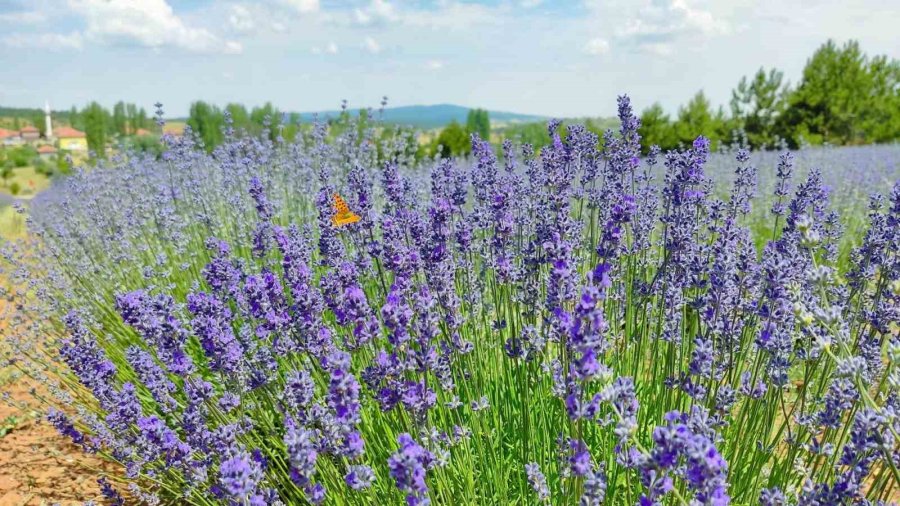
[54,126,87,138]
[19,125,39,141]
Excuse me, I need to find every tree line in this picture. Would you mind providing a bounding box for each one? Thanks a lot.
[639,39,900,152]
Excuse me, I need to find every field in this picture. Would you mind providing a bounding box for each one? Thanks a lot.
[1,101,898,505]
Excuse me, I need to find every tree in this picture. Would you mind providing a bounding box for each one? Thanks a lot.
[69,106,82,130]
[434,121,471,158]
[32,112,45,137]
[113,101,127,136]
[225,103,251,133]
[82,102,108,158]
[12,116,20,130]
[778,39,889,146]
[136,108,148,131]
[638,103,676,152]
[673,91,720,148]
[466,108,490,140]
[187,101,224,150]
[126,103,138,134]
[730,68,789,149]
[250,102,281,140]
[857,54,900,143]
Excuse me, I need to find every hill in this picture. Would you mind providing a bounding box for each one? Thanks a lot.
[295,104,547,129]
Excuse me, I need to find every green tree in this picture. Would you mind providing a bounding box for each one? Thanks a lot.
[778,39,899,146]
[730,68,789,149]
[673,91,721,148]
[136,108,148,131]
[113,101,127,136]
[187,101,224,150]
[69,106,82,130]
[82,102,108,158]
[225,103,251,132]
[858,54,900,143]
[32,112,46,137]
[250,102,281,140]
[126,103,137,134]
[466,108,490,140]
[434,121,471,158]
[638,103,676,152]
[12,116,20,130]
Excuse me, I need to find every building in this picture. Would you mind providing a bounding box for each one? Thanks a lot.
[19,125,39,142]
[37,145,57,159]
[55,126,88,151]
[0,128,23,146]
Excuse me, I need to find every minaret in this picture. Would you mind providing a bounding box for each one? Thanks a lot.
[44,100,52,139]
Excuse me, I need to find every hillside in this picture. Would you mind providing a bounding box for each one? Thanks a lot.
[295,104,547,129]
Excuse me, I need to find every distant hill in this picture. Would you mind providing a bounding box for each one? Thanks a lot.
[295,104,547,129]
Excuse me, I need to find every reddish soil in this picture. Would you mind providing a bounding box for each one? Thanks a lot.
[0,292,122,505]
[0,368,122,505]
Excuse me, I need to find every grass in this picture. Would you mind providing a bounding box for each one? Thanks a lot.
[0,166,52,198]
[0,205,28,239]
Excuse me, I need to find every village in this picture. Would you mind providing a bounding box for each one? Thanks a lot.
[0,102,90,155]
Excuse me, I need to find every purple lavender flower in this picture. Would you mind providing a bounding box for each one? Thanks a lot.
[218,451,263,501]
[345,464,376,490]
[186,291,244,374]
[115,290,194,376]
[126,347,178,414]
[388,433,435,505]
[98,476,125,506]
[525,462,550,502]
[47,409,88,449]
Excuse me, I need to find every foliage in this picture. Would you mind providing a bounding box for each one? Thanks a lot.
[730,68,788,149]
[638,39,900,152]
[1,145,37,168]
[2,96,899,506]
[434,120,471,157]
[638,103,676,153]
[466,108,491,140]
[187,101,226,151]
[83,101,109,158]
[779,40,900,147]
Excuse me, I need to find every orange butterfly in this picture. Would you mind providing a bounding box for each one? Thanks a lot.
[332,193,361,227]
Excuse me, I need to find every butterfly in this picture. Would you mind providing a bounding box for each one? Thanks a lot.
[332,193,361,227]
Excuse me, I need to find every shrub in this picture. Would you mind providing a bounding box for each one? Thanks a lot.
[8,181,20,195]
[2,97,899,505]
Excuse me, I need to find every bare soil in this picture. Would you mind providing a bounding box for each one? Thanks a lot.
[0,296,121,505]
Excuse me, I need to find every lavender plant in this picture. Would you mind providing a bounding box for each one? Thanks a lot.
[1,97,898,505]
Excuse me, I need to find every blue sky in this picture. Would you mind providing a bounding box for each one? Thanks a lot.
[1,0,898,118]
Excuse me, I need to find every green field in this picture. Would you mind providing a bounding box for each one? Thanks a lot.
[0,165,52,198]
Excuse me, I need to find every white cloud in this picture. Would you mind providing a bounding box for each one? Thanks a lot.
[425,59,444,70]
[280,0,319,14]
[520,0,542,7]
[587,0,729,56]
[363,36,381,54]
[311,41,338,55]
[67,0,242,54]
[228,5,255,33]
[2,31,83,50]
[353,0,397,26]
[583,37,609,55]
[271,21,286,32]
[0,10,47,24]
[402,2,504,28]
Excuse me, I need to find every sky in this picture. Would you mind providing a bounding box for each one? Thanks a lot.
[0,0,898,118]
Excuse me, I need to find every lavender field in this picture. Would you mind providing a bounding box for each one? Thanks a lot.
[1,98,899,505]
